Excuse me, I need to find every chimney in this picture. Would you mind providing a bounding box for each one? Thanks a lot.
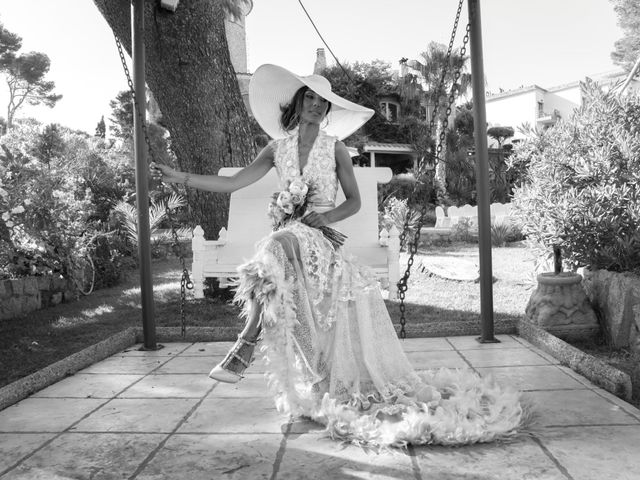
[313,48,327,74]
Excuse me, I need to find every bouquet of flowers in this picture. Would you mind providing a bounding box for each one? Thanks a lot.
[267,178,347,249]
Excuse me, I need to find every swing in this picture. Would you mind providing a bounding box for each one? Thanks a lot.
[110,0,469,339]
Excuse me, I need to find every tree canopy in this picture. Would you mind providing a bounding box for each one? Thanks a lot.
[611,0,640,73]
[0,22,62,129]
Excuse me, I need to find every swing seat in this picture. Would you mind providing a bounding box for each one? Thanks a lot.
[191,167,401,299]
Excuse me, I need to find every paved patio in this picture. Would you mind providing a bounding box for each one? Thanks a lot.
[1,334,640,479]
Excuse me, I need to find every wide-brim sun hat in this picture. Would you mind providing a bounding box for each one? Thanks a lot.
[249,64,374,141]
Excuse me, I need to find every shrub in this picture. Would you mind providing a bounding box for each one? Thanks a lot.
[510,81,640,273]
[0,122,136,284]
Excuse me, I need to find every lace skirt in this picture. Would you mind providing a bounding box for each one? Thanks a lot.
[233,221,530,447]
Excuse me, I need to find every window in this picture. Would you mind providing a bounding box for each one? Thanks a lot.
[379,100,399,123]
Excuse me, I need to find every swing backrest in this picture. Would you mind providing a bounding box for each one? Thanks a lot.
[217,166,392,264]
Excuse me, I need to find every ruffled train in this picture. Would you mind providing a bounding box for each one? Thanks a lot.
[232,222,530,448]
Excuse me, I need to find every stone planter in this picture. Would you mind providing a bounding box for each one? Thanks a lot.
[580,268,640,352]
[525,272,599,342]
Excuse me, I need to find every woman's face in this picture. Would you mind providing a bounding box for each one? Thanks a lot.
[299,89,330,125]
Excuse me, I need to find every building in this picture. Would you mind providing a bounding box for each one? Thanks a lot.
[485,70,640,144]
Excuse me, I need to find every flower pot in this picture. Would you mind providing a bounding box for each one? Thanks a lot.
[525,272,599,342]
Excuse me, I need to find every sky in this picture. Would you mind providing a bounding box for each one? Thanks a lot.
[0,0,625,134]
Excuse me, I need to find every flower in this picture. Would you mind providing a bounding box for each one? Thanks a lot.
[289,178,309,197]
[11,206,25,214]
[267,179,347,249]
[276,191,294,214]
[1,212,9,221]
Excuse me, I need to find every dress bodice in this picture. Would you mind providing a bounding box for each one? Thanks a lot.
[272,130,339,212]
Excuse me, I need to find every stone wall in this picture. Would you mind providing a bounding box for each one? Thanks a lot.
[0,275,77,321]
[581,268,640,352]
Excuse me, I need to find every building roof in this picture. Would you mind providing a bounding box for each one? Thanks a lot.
[363,142,415,153]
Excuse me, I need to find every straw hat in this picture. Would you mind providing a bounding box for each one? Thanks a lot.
[249,64,374,140]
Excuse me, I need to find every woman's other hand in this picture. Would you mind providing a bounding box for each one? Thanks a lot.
[302,211,329,228]
[150,162,181,184]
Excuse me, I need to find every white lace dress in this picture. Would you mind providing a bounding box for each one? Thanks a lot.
[233,130,529,447]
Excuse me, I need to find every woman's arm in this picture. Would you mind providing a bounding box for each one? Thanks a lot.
[150,143,275,193]
[303,141,361,228]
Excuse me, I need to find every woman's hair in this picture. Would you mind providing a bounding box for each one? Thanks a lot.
[279,86,332,132]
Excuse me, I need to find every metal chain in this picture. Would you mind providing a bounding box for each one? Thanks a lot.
[396,0,469,339]
[113,33,193,337]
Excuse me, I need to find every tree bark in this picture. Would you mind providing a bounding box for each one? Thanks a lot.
[92,0,256,238]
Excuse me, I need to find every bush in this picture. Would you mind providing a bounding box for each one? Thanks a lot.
[0,122,137,284]
[510,81,640,273]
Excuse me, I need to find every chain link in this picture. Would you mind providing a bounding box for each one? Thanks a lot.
[113,33,193,337]
[396,0,469,339]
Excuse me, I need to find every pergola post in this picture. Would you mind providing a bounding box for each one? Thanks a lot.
[132,0,157,349]
[467,0,497,343]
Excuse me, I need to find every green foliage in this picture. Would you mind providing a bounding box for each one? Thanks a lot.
[0,121,136,283]
[1,28,62,129]
[610,0,640,72]
[377,173,435,214]
[511,81,640,273]
[487,126,515,147]
[112,192,189,254]
[379,196,421,247]
[95,116,106,139]
[450,218,475,243]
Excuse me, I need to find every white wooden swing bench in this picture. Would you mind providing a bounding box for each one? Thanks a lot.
[191,167,401,299]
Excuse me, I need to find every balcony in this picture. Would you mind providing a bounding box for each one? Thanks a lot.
[536,108,561,126]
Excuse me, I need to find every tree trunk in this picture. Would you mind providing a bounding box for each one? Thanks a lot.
[92,0,256,239]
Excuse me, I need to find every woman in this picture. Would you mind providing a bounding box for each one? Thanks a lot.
[151,64,529,447]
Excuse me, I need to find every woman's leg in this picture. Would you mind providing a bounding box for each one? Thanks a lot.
[208,297,262,383]
[209,233,301,383]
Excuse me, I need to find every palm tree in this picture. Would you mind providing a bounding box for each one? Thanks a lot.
[414,42,471,200]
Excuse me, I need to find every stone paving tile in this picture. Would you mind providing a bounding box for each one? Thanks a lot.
[279,432,416,479]
[524,389,640,428]
[476,365,587,391]
[0,398,106,433]
[448,334,521,350]
[461,347,554,368]
[1,433,165,480]
[398,337,454,352]
[135,433,283,480]
[208,373,272,398]
[31,373,143,399]
[78,355,169,374]
[592,388,640,421]
[71,398,199,433]
[0,434,55,473]
[405,350,468,369]
[535,425,640,480]
[118,374,214,398]
[154,355,220,375]
[411,436,566,480]
[181,342,234,356]
[178,397,286,434]
[116,342,192,357]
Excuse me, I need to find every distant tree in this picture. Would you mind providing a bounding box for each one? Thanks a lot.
[95,115,106,138]
[414,42,471,199]
[487,126,515,147]
[0,21,21,66]
[109,90,134,141]
[109,89,173,165]
[33,123,65,167]
[610,0,640,73]
[2,46,62,129]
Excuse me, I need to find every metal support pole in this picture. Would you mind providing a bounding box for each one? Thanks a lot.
[132,0,157,349]
[467,0,497,343]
